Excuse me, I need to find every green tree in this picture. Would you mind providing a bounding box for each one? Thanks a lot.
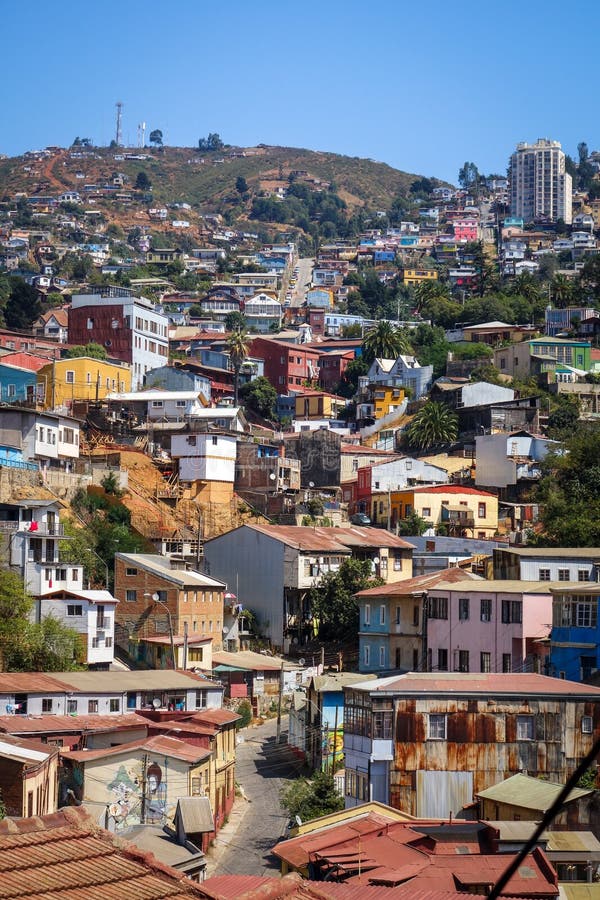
[405,401,458,450]
[135,171,151,191]
[397,512,429,536]
[236,176,249,194]
[458,161,480,193]
[149,129,163,147]
[227,328,251,405]
[239,376,277,419]
[362,321,411,363]
[550,273,574,308]
[336,357,368,398]
[64,343,107,360]
[224,311,247,331]
[309,558,383,641]
[281,771,344,822]
[547,396,580,440]
[4,278,42,330]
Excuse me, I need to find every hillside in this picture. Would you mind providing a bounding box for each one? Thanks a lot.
[0,143,442,219]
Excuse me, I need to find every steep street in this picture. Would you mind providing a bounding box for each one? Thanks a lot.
[212,717,304,876]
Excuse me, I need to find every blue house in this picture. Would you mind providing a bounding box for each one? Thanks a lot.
[374,251,396,263]
[550,585,600,682]
[144,364,211,402]
[306,672,376,771]
[0,363,37,405]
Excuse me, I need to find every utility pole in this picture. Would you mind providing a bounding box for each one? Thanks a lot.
[332,703,339,777]
[320,646,325,673]
[275,659,285,744]
[183,620,188,670]
[140,753,148,824]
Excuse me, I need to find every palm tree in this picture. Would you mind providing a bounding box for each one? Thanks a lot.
[405,401,458,451]
[227,328,251,405]
[362,321,411,363]
[413,280,450,314]
[550,273,573,309]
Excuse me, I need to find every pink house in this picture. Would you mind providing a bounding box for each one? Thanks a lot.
[453,219,479,242]
[424,579,569,675]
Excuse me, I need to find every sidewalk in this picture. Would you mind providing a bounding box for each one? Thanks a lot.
[204,792,250,878]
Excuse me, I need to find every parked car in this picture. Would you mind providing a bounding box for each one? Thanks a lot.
[350,512,371,526]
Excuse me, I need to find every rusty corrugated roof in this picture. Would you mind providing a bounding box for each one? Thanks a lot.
[356,568,482,598]
[0,713,148,735]
[61,733,211,764]
[245,524,414,551]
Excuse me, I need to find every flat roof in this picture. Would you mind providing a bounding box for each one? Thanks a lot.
[477,773,592,810]
[115,554,225,589]
[495,546,600,558]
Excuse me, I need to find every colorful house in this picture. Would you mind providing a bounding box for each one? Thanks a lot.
[550,583,600,681]
[0,362,37,405]
[390,485,498,538]
[402,268,438,286]
[36,357,131,410]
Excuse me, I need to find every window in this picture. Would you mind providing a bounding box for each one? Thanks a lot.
[364,604,370,625]
[478,503,486,518]
[189,648,204,662]
[516,715,534,740]
[67,604,83,617]
[395,606,401,626]
[480,651,491,673]
[379,646,385,667]
[7,384,15,398]
[88,700,99,714]
[364,645,370,667]
[42,698,53,713]
[393,553,402,571]
[372,710,393,739]
[458,650,470,672]
[126,590,137,602]
[555,595,598,628]
[502,653,512,672]
[428,714,447,740]
[92,637,99,648]
[480,598,492,622]
[65,370,75,384]
[380,605,386,625]
[105,636,112,647]
[459,597,470,621]
[211,435,218,445]
[539,569,551,581]
[502,600,522,624]
[126,568,137,576]
[582,716,593,734]
[578,570,590,582]
[151,400,163,408]
[438,648,448,671]
[422,507,431,517]
[413,605,419,627]
[67,699,77,714]
[195,689,207,709]
[558,568,570,582]
[429,596,448,620]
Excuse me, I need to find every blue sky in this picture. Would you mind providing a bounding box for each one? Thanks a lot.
[2,0,598,184]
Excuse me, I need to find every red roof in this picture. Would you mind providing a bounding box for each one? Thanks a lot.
[242,524,414,552]
[61,733,212,764]
[147,720,217,738]
[0,807,209,898]
[356,567,482,598]
[362,672,600,697]
[0,713,148,735]
[406,485,497,497]
[189,708,241,726]
[0,351,49,371]
[198,873,446,899]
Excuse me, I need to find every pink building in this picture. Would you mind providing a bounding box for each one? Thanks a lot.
[453,219,479,242]
[425,579,568,674]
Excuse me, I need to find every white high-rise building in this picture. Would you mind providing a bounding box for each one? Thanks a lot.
[509,139,572,224]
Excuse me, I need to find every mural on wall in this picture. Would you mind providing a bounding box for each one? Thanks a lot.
[107,763,143,830]
[146,761,168,823]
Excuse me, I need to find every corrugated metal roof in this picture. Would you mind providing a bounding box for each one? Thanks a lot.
[190,708,241,726]
[211,650,286,672]
[496,547,600,558]
[0,713,148,735]
[357,568,483,598]
[352,672,600,697]
[0,733,54,764]
[175,797,214,834]
[0,807,212,898]
[309,673,377,693]
[244,524,414,552]
[61,733,212,764]
[476,773,592,810]
[115,553,226,588]
[51,670,218,692]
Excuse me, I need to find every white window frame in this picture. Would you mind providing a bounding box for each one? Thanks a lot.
[517,715,534,741]
[428,713,447,740]
[364,604,370,625]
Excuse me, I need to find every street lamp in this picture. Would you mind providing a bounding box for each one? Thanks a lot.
[85,547,109,590]
[144,592,176,670]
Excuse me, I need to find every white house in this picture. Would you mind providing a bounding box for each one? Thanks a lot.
[106,390,206,421]
[475,431,557,491]
[243,293,282,333]
[39,589,117,669]
[365,457,449,493]
[368,356,434,400]
[170,432,237,483]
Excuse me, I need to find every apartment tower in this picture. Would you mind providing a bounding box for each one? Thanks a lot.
[509,138,572,224]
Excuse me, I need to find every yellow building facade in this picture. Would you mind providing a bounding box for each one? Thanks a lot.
[390,485,498,539]
[402,268,439,286]
[37,357,132,410]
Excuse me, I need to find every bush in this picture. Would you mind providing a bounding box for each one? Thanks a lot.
[236,700,252,729]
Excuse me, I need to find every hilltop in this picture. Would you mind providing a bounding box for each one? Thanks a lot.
[0,143,445,235]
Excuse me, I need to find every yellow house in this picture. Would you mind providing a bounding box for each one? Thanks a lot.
[371,385,405,419]
[294,392,347,420]
[390,485,498,539]
[37,357,132,410]
[402,268,438,286]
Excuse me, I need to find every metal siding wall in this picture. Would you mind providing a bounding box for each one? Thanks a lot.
[416,770,473,818]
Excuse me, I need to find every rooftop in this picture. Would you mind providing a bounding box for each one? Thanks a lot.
[0,669,218,695]
[0,713,148,735]
[349,672,600,698]
[0,733,55,765]
[229,524,415,553]
[357,568,483,598]
[116,554,226,589]
[0,806,210,899]
[495,547,600,559]
[62,733,212,765]
[476,773,593,811]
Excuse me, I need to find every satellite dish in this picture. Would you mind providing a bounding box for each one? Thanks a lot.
[152,698,161,709]
[298,658,306,666]
[295,815,302,826]
[309,481,315,488]
[269,473,276,481]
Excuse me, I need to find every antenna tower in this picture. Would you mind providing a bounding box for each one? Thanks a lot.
[115,101,123,146]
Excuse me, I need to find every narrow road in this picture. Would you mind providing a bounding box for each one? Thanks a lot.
[214,717,304,876]
[290,257,313,307]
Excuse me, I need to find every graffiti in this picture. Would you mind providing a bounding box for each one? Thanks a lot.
[107,764,141,830]
[146,762,168,824]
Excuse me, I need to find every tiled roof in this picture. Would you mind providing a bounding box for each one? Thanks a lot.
[353,672,600,697]
[198,873,469,900]
[0,806,212,898]
[61,733,212,764]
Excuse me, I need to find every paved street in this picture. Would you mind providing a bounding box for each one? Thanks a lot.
[213,716,304,876]
[290,257,313,307]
